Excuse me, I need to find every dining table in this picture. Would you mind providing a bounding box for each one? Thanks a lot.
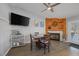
[31,34,50,54]
[33,34,44,48]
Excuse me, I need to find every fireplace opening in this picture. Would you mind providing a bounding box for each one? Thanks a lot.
[50,33,60,41]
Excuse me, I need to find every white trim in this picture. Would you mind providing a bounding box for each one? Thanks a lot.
[4,47,11,56]
[48,31,63,41]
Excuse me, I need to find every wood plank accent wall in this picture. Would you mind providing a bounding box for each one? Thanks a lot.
[45,18,66,34]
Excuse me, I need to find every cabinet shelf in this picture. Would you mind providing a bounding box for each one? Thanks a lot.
[10,35,25,47]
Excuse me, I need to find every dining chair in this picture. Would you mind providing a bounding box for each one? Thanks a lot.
[30,34,39,51]
[40,34,50,54]
[30,34,33,51]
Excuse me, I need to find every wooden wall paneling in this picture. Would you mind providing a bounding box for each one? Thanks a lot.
[45,18,66,35]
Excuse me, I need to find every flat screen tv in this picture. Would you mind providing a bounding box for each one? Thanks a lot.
[10,13,30,26]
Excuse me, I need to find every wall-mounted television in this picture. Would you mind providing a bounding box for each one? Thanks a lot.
[10,13,30,26]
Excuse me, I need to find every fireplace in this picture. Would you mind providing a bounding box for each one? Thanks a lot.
[48,31,63,41]
[50,33,60,41]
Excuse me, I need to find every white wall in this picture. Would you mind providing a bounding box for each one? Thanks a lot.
[0,4,10,56]
[10,7,45,43]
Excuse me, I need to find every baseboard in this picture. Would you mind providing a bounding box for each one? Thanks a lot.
[4,47,11,56]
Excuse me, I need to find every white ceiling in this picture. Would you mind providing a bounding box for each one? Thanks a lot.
[8,3,79,18]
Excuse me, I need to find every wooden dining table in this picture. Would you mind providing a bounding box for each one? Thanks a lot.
[33,34,44,48]
[32,34,50,54]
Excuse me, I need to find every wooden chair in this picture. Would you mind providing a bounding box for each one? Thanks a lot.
[30,34,39,51]
[30,34,33,51]
[40,34,50,54]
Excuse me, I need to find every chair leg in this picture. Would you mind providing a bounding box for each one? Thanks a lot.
[44,44,46,54]
[31,42,32,51]
[48,43,50,52]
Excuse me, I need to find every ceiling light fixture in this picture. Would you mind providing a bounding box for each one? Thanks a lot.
[47,7,51,10]
[42,3,61,13]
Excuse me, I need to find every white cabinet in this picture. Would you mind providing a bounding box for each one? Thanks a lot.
[10,35,25,47]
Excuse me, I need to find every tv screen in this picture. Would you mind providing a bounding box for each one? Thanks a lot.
[10,13,30,26]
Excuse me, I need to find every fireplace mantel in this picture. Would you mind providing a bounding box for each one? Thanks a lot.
[48,31,63,41]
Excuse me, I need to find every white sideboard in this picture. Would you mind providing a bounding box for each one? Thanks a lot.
[10,35,25,47]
